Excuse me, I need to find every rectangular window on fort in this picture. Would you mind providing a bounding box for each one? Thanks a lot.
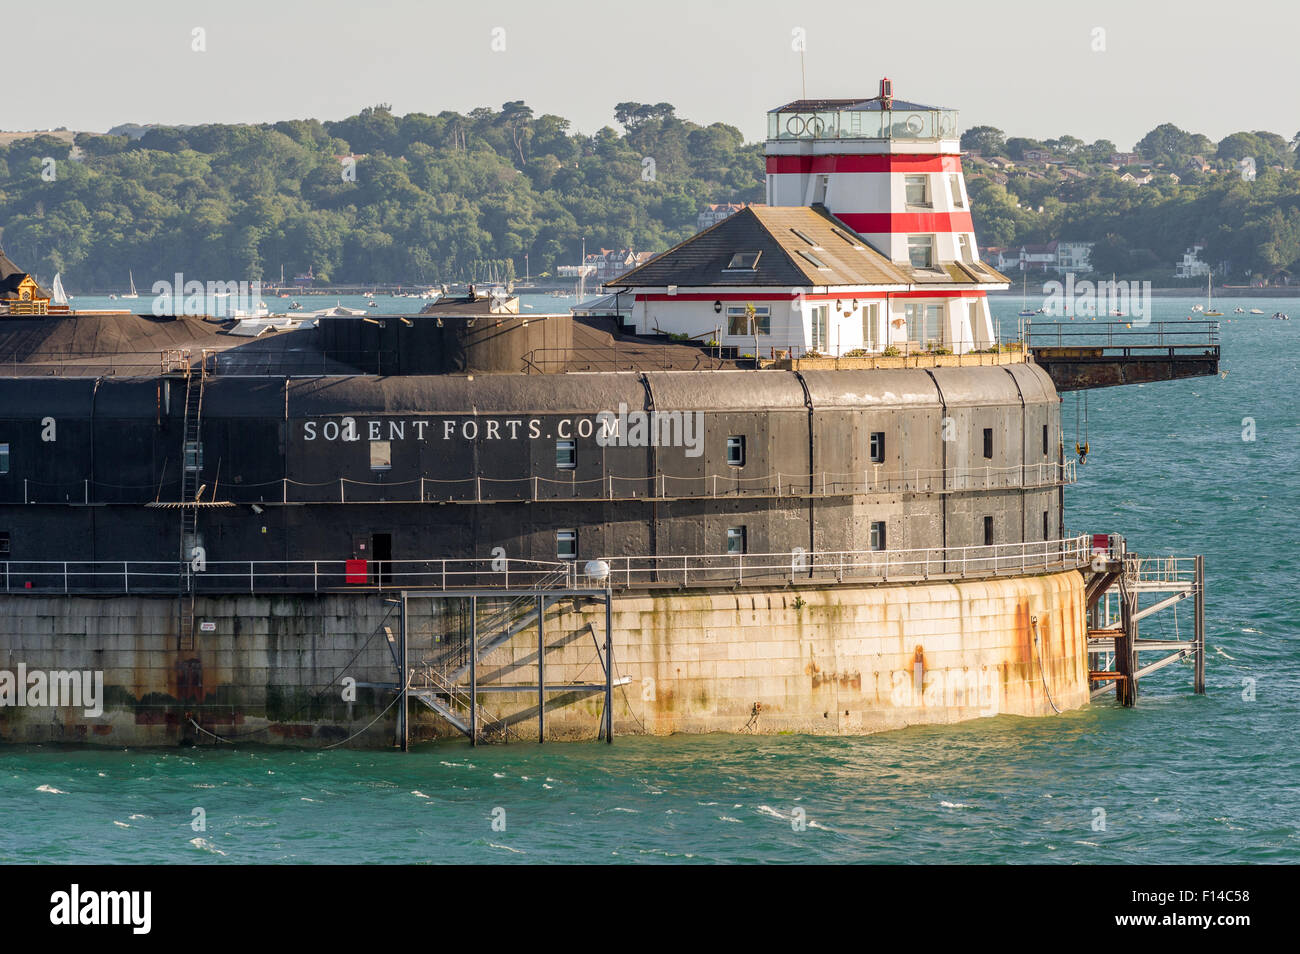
[556,439,576,469]
[727,305,770,336]
[726,436,746,467]
[908,234,934,268]
[0,531,9,556]
[370,440,392,470]
[557,529,577,560]
[982,428,994,460]
[905,175,930,207]
[1043,511,1050,540]
[983,516,994,546]
[1043,424,1050,456]
[869,431,885,463]
[949,174,965,208]
[0,442,8,474]
[869,521,886,551]
[726,527,747,554]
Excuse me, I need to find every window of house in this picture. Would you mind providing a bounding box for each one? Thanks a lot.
[908,234,935,268]
[790,228,821,248]
[726,527,747,554]
[870,521,886,551]
[726,436,746,467]
[949,174,965,208]
[831,227,865,249]
[797,249,829,270]
[725,251,762,271]
[556,529,577,559]
[862,302,880,350]
[0,442,8,475]
[556,439,576,469]
[983,515,994,546]
[184,440,203,472]
[905,303,944,348]
[869,431,885,463]
[812,175,829,205]
[369,440,392,470]
[983,428,994,459]
[727,305,770,336]
[957,234,974,263]
[905,174,930,207]
[0,531,9,556]
[810,304,830,351]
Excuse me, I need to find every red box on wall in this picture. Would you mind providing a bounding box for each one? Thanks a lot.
[345,559,368,584]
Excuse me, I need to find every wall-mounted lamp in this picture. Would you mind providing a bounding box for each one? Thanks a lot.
[713,300,723,314]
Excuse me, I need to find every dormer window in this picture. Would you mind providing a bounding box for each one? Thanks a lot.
[725,251,762,271]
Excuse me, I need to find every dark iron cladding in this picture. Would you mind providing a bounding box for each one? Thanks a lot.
[0,307,1072,577]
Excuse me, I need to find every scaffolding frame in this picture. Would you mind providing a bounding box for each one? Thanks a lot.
[395,588,620,749]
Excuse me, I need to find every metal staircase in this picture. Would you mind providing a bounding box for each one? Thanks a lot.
[398,587,625,746]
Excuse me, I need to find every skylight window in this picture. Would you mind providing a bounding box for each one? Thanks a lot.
[797,249,829,270]
[725,251,762,270]
[830,227,865,249]
[790,228,822,249]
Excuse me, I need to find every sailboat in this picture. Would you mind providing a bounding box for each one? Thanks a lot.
[51,273,69,307]
[121,270,139,299]
[1017,273,1035,317]
[1203,272,1222,316]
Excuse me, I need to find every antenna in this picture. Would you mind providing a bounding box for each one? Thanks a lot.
[800,46,807,101]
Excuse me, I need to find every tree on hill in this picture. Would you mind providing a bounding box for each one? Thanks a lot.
[960,125,1004,156]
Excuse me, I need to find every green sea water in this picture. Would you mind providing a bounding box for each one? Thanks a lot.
[1,294,1296,864]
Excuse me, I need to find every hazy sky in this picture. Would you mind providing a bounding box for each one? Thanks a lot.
[12,0,1300,147]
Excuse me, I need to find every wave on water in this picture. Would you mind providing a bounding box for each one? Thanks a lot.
[36,784,67,794]
[189,838,228,856]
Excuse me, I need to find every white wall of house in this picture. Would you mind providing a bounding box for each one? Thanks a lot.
[626,289,994,355]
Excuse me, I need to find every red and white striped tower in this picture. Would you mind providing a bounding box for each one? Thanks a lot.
[765,78,977,268]
[764,79,1001,350]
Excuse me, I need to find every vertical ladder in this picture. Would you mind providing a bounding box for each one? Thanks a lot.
[177,351,206,650]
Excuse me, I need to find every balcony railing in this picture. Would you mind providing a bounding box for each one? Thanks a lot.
[1024,320,1220,353]
[8,460,1076,507]
[0,536,1094,596]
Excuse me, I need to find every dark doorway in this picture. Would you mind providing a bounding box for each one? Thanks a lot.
[372,533,392,586]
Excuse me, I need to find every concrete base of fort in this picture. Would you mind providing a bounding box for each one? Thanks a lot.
[0,570,1088,746]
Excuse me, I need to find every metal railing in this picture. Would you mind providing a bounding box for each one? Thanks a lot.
[0,536,1093,596]
[8,460,1076,507]
[1024,320,1220,353]
[597,535,1092,588]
